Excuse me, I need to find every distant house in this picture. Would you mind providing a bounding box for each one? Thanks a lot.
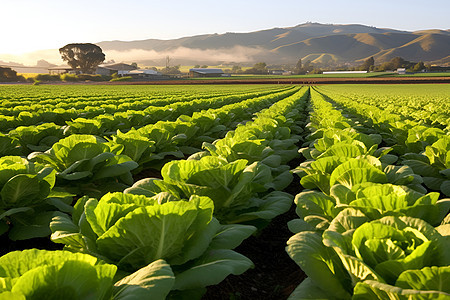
[96,63,137,76]
[120,69,164,79]
[269,70,292,75]
[48,66,74,75]
[189,68,225,78]
[396,68,406,75]
[269,70,285,75]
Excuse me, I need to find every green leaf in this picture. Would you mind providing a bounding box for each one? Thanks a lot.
[10,260,115,300]
[286,231,352,299]
[0,291,26,300]
[9,211,67,241]
[353,279,450,300]
[287,278,331,300]
[208,224,256,250]
[330,158,386,188]
[0,174,45,208]
[396,266,450,293]
[440,180,450,197]
[0,207,34,220]
[173,249,253,290]
[124,178,164,197]
[294,190,336,220]
[237,191,293,221]
[95,197,214,271]
[300,173,331,194]
[113,259,175,300]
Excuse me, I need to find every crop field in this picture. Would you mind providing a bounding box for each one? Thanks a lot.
[0,83,449,299]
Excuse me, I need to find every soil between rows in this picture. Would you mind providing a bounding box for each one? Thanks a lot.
[202,154,307,300]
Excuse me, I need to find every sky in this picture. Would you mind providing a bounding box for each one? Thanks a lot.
[1,0,449,64]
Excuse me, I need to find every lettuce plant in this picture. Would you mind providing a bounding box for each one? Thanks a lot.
[402,136,450,196]
[0,133,21,156]
[287,215,450,299]
[50,192,255,297]
[323,215,450,283]
[125,156,293,224]
[28,134,138,197]
[0,156,72,240]
[9,123,64,154]
[289,181,450,232]
[0,249,174,300]
[352,266,450,299]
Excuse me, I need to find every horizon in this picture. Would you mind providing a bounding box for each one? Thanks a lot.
[1,0,449,66]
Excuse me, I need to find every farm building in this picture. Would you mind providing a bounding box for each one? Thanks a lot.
[189,68,226,78]
[269,70,292,75]
[96,63,137,76]
[48,66,75,75]
[119,69,164,79]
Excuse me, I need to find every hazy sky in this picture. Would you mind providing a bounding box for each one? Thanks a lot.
[1,0,449,61]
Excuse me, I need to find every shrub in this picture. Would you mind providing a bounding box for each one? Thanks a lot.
[77,74,106,81]
[35,74,61,81]
[60,74,79,82]
[0,67,24,82]
[110,76,133,82]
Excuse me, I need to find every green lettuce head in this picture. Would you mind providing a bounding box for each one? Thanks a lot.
[0,249,175,300]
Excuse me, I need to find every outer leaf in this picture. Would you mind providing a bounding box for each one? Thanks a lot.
[353,280,450,300]
[173,249,253,290]
[287,278,330,300]
[113,259,175,300]
[286,231,352,299]
[396,266,450,293]
[208,224,256,250]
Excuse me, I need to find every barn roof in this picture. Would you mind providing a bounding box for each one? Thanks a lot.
[98,63,137,71]
[189,68,224,74]
[48,65,73,70]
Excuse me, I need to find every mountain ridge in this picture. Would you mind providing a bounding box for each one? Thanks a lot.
[96,23,449,65]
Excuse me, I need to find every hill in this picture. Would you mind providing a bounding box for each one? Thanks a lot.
[96,23,449,66]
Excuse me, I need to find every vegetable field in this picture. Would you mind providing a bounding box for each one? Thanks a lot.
[0,83,448,299]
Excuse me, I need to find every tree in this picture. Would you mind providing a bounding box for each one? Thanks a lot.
[389,57,408,69]
[231,65,242,74]
[360,56,374,71]
[294,59,303,74]
[302,60,313,73]
[253,62,267,71]
[131,62,138,69]
[413,61,425,72]
[59,43,105,74]
[243,62,268,75]
[161,65,181,75]
[0,67,24,82]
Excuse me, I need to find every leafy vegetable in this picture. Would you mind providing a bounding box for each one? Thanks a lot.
[28,134,138,197]
[0,249,175,300]
[50,192,255,297]
[0,156,72,240]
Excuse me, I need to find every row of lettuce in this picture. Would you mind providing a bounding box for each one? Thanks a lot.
[0,86,296,156]
[285,87,450,299]
[0,87,310,299]
[0,85,288,131]
[315,86,449,197]
[316,85,449,131]
[1,86,302,239]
